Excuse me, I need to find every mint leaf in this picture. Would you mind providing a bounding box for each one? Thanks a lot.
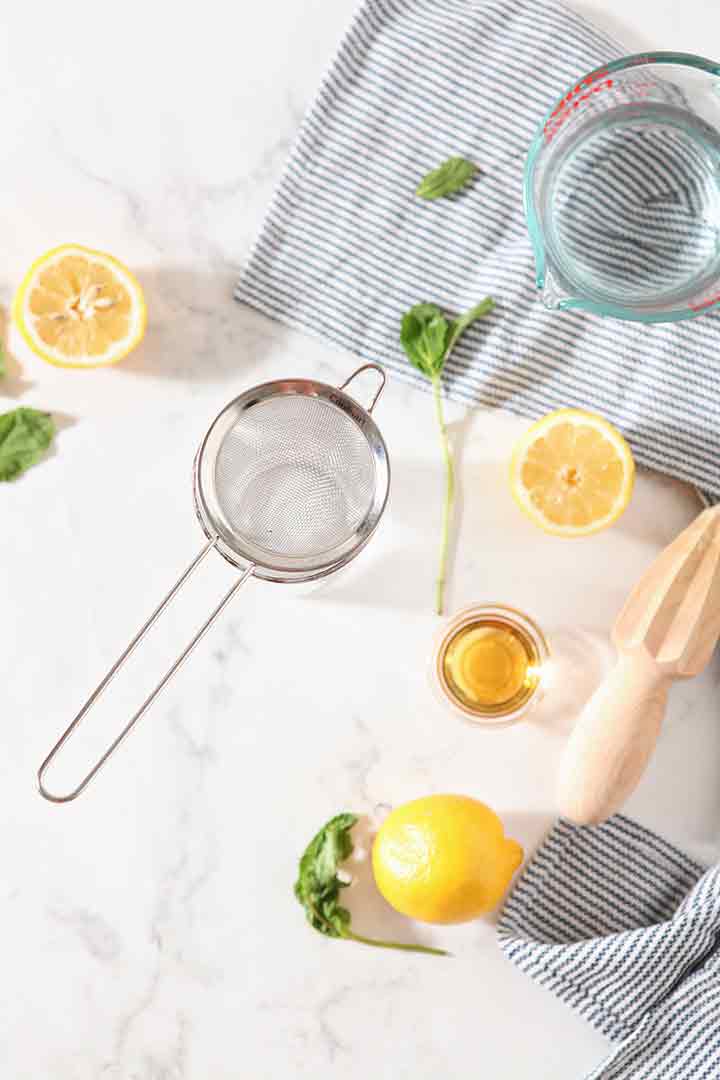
[295,812,357,938]
[400,303,450,379]
[416,157,476,201]
[294,812,448,956]
[399,298,494,614]
[446,297,495,355]
[0,407,55,481]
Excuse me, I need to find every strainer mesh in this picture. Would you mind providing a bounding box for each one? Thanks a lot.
[214,395,377,558]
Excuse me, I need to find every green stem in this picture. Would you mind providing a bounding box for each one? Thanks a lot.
[432,373,454,616]
[307,900,449,957]
[345,930,449,957]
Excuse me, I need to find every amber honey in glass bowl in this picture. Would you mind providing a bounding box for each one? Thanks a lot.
[433,604,549,725]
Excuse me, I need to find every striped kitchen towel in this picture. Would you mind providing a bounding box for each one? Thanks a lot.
[498,816,720,1078]
[235,0,720,500]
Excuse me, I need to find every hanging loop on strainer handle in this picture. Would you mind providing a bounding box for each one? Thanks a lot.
[337,363,386,413]
[37,543,254,803]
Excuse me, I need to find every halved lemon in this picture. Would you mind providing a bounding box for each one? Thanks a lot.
[510,408,635,536]
[12,244,146,369]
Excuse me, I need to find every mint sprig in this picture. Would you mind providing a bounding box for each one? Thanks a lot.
[400,299,495,614]
[295,813,448,956]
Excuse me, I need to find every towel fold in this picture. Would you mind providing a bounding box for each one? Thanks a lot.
[497,816,720,1078]
[236,0,720,500]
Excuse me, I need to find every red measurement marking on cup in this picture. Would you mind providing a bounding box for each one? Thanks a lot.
[544,70,614,143]
[691,294,720,313]
[627,54,658,67]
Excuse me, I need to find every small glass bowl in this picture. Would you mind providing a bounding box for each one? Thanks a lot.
[431,604,550,726]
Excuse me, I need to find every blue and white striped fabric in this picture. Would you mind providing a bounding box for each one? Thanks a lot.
[498,816,720,1078]
[235,0,720,500]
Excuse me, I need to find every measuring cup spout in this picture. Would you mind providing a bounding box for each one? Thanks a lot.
[524,199,575,310]
[539,267,574,311]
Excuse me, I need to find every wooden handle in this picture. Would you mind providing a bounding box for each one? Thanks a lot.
[557,653,669,825]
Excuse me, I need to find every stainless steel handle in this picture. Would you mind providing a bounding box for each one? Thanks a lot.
[338,363,386,414]
[37,543,254,803]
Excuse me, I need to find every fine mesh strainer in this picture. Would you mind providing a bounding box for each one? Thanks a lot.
[38,363,389,803]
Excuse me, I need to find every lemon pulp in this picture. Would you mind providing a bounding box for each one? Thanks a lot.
[13,244,146,368]
[510,408,635,536]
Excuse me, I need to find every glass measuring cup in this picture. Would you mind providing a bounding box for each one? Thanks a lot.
[525,52,720,322]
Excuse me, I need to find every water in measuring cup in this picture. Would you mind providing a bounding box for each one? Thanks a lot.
[544,103,720,306]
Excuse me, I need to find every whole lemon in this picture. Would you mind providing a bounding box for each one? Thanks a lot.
[372,794,523,924]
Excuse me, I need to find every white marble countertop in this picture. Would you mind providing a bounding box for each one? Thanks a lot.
[3,1,720,1077]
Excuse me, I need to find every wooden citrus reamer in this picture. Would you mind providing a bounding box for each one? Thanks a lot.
[558,505,720,825]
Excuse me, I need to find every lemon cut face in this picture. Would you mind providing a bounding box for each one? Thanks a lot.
[13,244,146,368]
[510,408,635,536]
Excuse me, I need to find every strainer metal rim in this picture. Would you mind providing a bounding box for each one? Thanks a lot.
[192,376,390,580]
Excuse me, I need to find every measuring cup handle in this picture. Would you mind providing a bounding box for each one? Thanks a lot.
[338,363,386,413]
[37,543,254,803]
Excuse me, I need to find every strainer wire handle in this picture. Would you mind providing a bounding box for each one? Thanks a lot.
[37,543,254,804]
[338,363,386,413]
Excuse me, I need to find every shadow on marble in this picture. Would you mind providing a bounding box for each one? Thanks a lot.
[120,267,289,385]
[308,451,516,614]
[501,809,555,854]
[51,411,78,434]
[0,309,34,399]
[618,462,705,546]
[531,627,615,738]
[481,811,556,930]
[310,546,431,615]
[627,648,720,843]
[445,407,490,596]
[43,411,79,467]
